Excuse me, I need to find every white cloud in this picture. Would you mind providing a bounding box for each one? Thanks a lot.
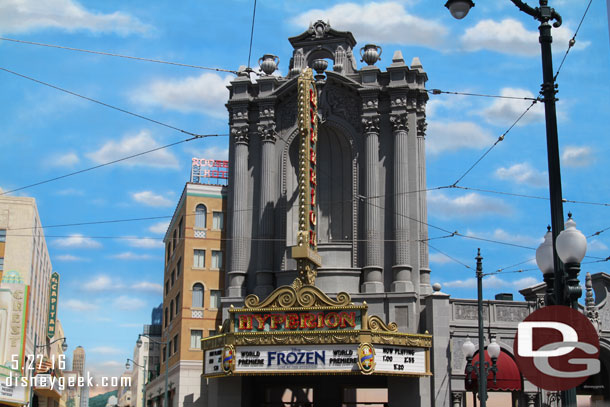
[130,73,232,118]
[131,190,174,207]
[148,221,170,234]
[426,121,494,155]
[186,145,229,161]
[429,252,456,265]
[291,2,448,48]
[54,233,101,248]
[561,146,594,168]
[110,251,154,260]
[589,239,608,252]
[83,275,120,291]
[466,228,542,248]
[132,281,163,294]
[90,346,122,355]
[46,152,79,168]
[480,88,544,126]
[428,191,511,219]
[55,254,88,262]
[443,275,538,289]
[86,130,179,168]
[113,295,146,310]
[460,18,590,56]
[494,162,547,188]
[0,0,151,35]
[63,299,99,312]
[123,236,164,248]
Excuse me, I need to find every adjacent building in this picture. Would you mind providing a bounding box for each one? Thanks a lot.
[145,177,227,407]
[129,306,161,407]
[0,196,65,407]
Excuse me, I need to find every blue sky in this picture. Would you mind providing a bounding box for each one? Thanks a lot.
[1,0,609,378]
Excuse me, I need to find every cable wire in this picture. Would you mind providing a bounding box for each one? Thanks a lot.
[452,98,540,186]
[553,0,593,82]
[0,37,239,74]
[0,67,211,138]
[0,136,203,196]
[427,243,471,269]
[427,88,537,101]
[246,0,258,69]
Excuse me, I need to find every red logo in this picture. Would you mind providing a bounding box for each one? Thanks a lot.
[514,305,600,391]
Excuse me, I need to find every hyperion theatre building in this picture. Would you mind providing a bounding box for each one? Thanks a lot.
[200,21,610,407]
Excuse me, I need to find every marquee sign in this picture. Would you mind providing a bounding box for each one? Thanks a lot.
[202,284,431,378]
[190,158,229,185]
[291,68,321,285]
[47,272,59,339]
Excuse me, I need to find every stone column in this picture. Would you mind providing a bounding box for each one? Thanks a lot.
[361,115,383,293]
[255,118,277,298]
[417,116,432,294]
[227,123,249,297]
[390,112,413,292]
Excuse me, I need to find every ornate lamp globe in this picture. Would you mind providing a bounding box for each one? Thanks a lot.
[136,336,143,348]
[445,0,475,19]
[536,227,555,276]
[462,337,475,358]
[488,338,501,360]
[125,360,131,370]
[61,340,68,352]
[556,214,587,264]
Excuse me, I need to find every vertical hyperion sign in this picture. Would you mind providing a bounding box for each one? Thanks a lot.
[47,272,59,338]
[291,68,322,285]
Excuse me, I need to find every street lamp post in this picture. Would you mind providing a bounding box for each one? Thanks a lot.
[137,334,170,407]
[445,2,582,405]
[126,358,148,407]
[462,250,502,407]
[28,334,68,407]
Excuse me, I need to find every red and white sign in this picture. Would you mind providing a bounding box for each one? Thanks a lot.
[191,158,228,184]
[514,305,600,391]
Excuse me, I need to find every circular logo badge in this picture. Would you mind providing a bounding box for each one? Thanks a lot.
[514,305,600,391]
[357,343,376,375]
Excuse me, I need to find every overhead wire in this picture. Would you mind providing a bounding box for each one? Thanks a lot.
[0,67,211,138]
[427,88,537,101]
[246,0,258,70]
[553,0,593,82]
[0,37,239,74]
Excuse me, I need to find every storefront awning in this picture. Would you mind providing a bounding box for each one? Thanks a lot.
[465,350,522,392]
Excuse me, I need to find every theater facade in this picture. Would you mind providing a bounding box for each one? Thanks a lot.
[200,21,610,407]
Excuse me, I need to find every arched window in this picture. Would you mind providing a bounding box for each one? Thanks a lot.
[192,283,204,308]
[195,204,207,229]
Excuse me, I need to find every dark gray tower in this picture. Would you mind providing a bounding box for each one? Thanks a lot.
[224,20,430,333]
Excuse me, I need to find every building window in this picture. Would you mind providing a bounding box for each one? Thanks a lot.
[193,250,205,268]
[192,283,204,308]
[209,329,217,337]
[0,229,6,242]
[212,212,223,230]
[195,204,207,229]
[164,308,168,328]
[190,330,202,349]
[165,280,169,295]
[166,242,171,264]
[177,258,182,276]
[175,293,180,316]
[170,300,175,322]
[178,217,183,239]
[171,270,176,286]
[172,229,177,251]
[162,347,166,362]
[211,251,223,269]
[173,335,178,354]
[0,258,3,272]
[210,290,220,309]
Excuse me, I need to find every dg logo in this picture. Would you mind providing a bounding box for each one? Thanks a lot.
[357,343,376,375]
[514,305,600,391]
[222,345,235,374]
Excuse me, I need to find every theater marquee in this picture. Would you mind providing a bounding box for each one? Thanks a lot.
[201,283,431,378]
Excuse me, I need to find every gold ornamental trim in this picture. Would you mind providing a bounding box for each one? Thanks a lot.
[367,315,398,332]
[240,284,352,309]
[371,332,432,348]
